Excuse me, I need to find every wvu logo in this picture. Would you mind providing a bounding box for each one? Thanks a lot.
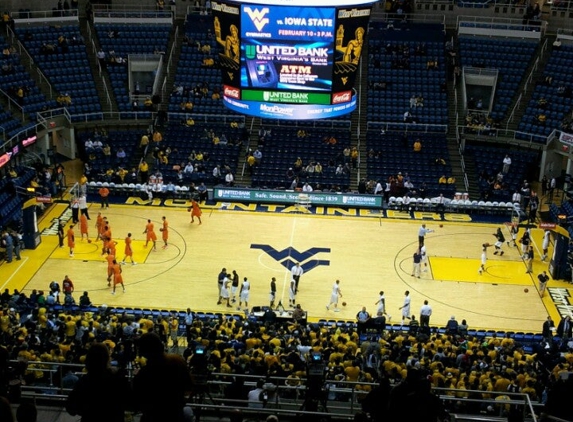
[251,244,330,273]
[244,7,270,32]
[341,76,348,85]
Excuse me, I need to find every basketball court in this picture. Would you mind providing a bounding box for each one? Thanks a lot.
[1,199,571,333]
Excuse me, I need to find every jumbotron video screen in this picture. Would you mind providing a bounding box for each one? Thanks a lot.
[211,0,376,120]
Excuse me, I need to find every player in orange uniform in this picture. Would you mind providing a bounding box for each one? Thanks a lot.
[143,219,157,251]
[67,225,75,257]
[106,252,116,286]
[111,259,125,294]
[121,233,136,265]
[190,199,202,224]
[101,224,112,255]
[107,239,118,257]
[102,236,111,256]
[103,223,112,241]
[95,212,104,240]
[160,216,169,249]
[79,213,89,240]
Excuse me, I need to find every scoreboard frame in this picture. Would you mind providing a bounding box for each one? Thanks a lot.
[211,0,376,120]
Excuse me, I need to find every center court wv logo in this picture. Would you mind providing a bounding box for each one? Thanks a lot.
[244,7,270,32]
[251,244,330,272]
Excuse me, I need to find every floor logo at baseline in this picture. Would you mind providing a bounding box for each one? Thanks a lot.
[250,244,330,272]
[548,287,573,319]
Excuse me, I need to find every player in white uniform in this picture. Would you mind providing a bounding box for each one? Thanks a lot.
[541,230,551,261]
[375,290,391,320]
[220,278,231,307]
[288,279,296,307]
[478,245,488,274]
[420,244,428,271]
[508,224,518,247]
[326,280,342,312]
[238,277,250,311]
[399,290,411,325]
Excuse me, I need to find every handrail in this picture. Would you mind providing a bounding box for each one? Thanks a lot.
[169,112,246,125]
[92,4,167,12]
[86,21,103,78]
[414,0,453,4]
[6,25,31,65]
[249,116,255,134]
[263,119,351,129]
[546,128,560,146]
[161,77,167,105]
[90,39,101,76]
[357,52,363,142]
[240,117,255,177]
[11,9,79,21]
[457,15,548,35]
[522,37,549,98]
[505,92,522,131]
[367,121,448,133]
[435,387,537,422]
[36,68,53,99]
[7,359,543,422]
[167,25,179,76]
[102,76,112,108]
[458,125,548,146]
[93,10,174,20]
[371,13,447,27]
[550,1,573,12]
[86,22,112,110]
[456,0,493,7]
[505,38,549,130]
[0,88,25,121]
[0,123,40,154]
[6,25,54,99]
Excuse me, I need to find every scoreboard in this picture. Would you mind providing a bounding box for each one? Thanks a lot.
[212,0,375,120]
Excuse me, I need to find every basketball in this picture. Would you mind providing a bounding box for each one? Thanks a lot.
[483,243,490,248]
[87,239,92,243]
[187,207,192,212]
[160,228,163,232]
[524,288,529,293]
[439,224,443,228]
[342,301,347,306]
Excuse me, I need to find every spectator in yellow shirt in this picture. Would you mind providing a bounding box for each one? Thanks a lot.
[139,160,149,182]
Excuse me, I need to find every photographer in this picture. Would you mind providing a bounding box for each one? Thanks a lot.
[247,379,266,408]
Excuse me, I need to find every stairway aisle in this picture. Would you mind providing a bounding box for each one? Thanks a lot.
[159,18,186,114]
[504,34,554,133]
[445,30,469,198]
[353,45,370,190]
[4,29,52,125]
[234,116,259,187]
[80,18,116,114]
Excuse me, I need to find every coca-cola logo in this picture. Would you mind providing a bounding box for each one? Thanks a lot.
[332,91,351,104]
[224,86,240,99]
[0,153,10,168]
